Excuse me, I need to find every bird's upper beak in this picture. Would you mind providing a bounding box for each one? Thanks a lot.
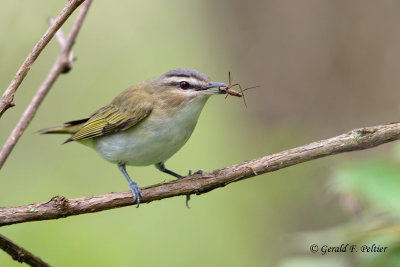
[196,82,228,94]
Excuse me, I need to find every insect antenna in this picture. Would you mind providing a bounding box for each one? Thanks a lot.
[242,85,260,92]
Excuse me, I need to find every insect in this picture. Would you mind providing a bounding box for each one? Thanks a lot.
[219,72,259,108]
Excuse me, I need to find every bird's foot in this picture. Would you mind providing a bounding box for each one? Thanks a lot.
[185,169,203,208]
[185,195,191,208]
[128,181,142,208]
[187,169,203,176]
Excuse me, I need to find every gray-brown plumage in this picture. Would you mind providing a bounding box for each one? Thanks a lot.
[39,69,227,207]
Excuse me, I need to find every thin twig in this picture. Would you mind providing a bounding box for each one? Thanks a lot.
[49,16,75,70]
[0,1,92,265]
[0,0,86,118]
[0,234,50,267]
[0,123,399,227]
[0,0,93,169]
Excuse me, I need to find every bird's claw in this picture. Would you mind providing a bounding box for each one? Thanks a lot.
[185,169,202,208]
[188,169,203,176]
[128,181,142,208]
[185,195,191,208]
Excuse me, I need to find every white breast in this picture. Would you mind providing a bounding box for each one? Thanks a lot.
[93,97,209,166]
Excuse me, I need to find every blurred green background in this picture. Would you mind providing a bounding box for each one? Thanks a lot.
[1,1,400,266]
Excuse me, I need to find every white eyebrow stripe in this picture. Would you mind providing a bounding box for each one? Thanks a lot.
[164,76,203,87]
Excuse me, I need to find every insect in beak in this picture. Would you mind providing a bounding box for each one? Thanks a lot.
[218,72,260,108]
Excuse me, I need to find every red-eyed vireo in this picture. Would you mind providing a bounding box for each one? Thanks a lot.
[39,69,228,206]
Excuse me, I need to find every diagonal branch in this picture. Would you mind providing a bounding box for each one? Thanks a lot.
[0,0,86,118]
[0,234,50,267]
[0,1,93,265]
[1,122,399,227]
[0,0,93,169]
[49,16,75,71]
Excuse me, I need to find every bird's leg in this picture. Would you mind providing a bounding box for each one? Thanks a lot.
[155,162,203,207]
[155,162,183,179]
[118,163,142,208]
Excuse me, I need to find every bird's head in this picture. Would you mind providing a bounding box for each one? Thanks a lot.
[157,68,227,95]
[147,69,227,108]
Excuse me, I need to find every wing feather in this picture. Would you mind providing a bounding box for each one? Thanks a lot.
[65,101,152,143]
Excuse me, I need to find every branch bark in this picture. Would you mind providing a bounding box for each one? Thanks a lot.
[0,0,85,118]
[0,234,50,267]
[0,0,93,169]
[1,122,399,227]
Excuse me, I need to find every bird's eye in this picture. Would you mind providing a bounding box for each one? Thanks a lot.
[179,81,190,90]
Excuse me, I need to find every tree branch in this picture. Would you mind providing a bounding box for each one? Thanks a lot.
[0,1,92,265]
[0,234,50,267]
[1,122,399,227]
[49,16,75,71]
[0,0,93,169]
[0,0,86,118]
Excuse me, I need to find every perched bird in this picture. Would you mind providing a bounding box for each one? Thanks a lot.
[39,69,228,207]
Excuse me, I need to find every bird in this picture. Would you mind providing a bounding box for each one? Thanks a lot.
[39,68,228,207]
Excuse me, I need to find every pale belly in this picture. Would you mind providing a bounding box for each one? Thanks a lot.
[92,98,207,166]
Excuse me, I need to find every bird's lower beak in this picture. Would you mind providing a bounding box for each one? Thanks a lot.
[196,82,228,94]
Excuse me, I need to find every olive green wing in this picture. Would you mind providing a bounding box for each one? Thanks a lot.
[64,103,152,143]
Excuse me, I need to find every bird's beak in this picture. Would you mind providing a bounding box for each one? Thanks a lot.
[196,82,228,94]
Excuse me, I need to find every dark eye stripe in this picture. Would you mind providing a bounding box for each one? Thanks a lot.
[163,79,203,90]
[164,82,180,87]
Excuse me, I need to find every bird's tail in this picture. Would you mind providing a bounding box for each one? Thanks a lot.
[37,118,89,135]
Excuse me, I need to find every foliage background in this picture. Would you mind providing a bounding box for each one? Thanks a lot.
[1,1,400,266]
